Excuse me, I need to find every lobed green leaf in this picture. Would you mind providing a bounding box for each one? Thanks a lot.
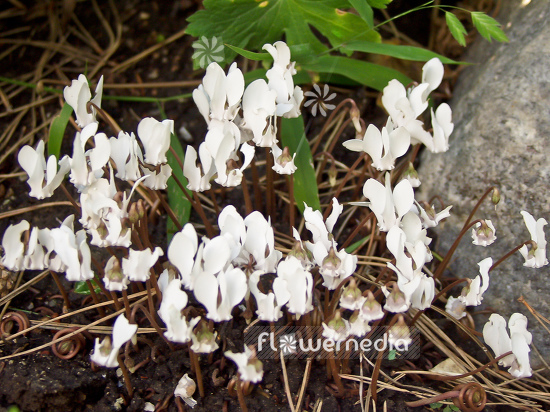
[187,0,381,65]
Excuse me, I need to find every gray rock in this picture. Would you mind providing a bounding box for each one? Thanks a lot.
[418,0,550,369]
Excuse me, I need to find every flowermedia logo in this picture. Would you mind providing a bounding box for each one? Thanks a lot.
[192,36,225,69]
[245,326,420,360]
[303,84,336,117]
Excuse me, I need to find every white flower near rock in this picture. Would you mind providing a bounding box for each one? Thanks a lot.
[357,173,414,232]
[430,103,454,153]
[458,257,492,306]
[483,313,532,378]
[519,211,548,268]
[18,140,70,199]
[63,74,104,128]
[90,314,137,368]
[343,121,410,171]
[472,220,497,247]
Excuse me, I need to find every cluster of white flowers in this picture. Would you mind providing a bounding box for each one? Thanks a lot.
[3,41,547,390]
[184,41,303,191]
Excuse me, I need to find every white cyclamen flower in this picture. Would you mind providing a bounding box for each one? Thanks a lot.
[1,220,30,271]
[273,256,314,316]
[483,313,532,378]
[90,314,137,368]
[109,131,143,181]
[49,215,94,282]
[249,271,286,322]
[458,257,492,307]
[343,120,410,171]
[193,62,244,123]
[430,103,453,153]
[519,211,548,268]
[158,278,200,343]
[263,41,304,118]
[18,140,70,199]
[193,265,247,322]
[168,223,199,288]
[175,374,197,409]
[137,117,174,166]
[472,220,497,247]
[271,145,297,175]
[241,79,278,147]
[63,74,104,128]
[122,247,163,282]
[225,346,263,383]
[357,173,414,232]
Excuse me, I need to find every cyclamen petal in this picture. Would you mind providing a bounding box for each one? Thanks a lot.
[137,117,174,166]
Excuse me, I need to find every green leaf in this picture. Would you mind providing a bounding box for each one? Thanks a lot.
[445,12,467,47]
[166,134,192,242]
[48,103,73,158]
[387,349,396,360]
[367,0,392,8]
[429,403,443,409]
[187,0,381,65]
[348,0,374,28]
[281,116,320,212]
[344,40,460,63]
[303,55,412,90]
[471,11,509,43]
[74,280,101,295]
[227,43,319,65]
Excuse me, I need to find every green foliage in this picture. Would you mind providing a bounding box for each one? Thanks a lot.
[280,116,320,212]
[187,0,381,66]
[471,11,509,43]
[74,280,101,295]
[48,103,73,159]
[387,349,396,360]
[445,12,467,47]
[166,133,192,242]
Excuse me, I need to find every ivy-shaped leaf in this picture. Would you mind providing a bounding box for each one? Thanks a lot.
[471,11,509,43]
[187,0,381,65]
[445,11,467,47]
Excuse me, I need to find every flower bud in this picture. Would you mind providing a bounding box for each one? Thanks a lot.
[340,278,363,310]
[360,290,384,321]
[491,188,500,205]
[402,162,420,187]
[388,314,411,346]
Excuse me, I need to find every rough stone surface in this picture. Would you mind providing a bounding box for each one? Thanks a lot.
[418,0,550,369]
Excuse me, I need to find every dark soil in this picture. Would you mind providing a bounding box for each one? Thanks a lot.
[0,0,497,411]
